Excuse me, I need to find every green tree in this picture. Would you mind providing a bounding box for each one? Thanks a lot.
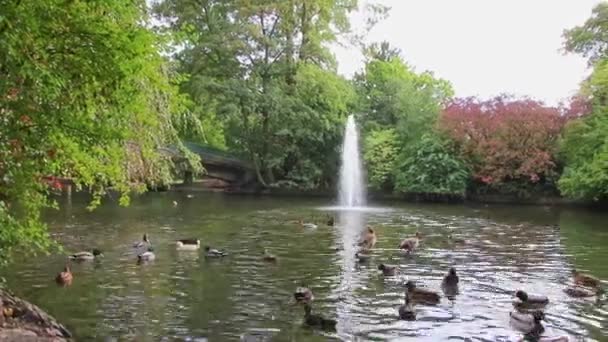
[355,44,453,190]
[560,4,608,200]
[394,134,469,197]
[0,0,194,260]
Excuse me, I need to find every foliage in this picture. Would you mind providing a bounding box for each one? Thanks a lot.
[153,0,375,188]
[363,129,399,190]
[563,3,608,66]
[394,134,469,196]
[0,0,194,261]
[355,43,454,190]
[439,96,567,191]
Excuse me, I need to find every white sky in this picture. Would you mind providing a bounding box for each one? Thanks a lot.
[333,0,602,105]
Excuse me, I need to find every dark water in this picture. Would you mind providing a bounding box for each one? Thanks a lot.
[2,193,608,341]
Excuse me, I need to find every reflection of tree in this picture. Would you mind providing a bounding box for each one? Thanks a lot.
[558,209,608,280]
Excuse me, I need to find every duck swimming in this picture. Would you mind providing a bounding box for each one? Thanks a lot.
[355,251,372,263]
[303,304,336,331]
[358,226,377,250]
[572,270,601,288]
[378,263,397,276]
[327,216,335,227]
[441,267,459,298]
[133,233,151,249]
[405,280,440,305]
[137,247,155,262]
[399,232,421,254]
[262,249,277,262]
[509,310,545,335]
[398,295,416,320]
[175,239,200,251]
[299,220,318,229]
[55,265,73,286]
[513,290,549,309]
[205,246,228,258]
[69,249,103,261]
[294,286,314,304]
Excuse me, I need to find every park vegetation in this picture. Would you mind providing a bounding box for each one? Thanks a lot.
[1,0,608,260]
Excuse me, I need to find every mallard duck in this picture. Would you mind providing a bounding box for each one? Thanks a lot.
[378,263,397,276]
[441,267,459,298]
[572,269,601,288]
[327,216,335,227]
[299,220,318,229]
[176,239,200,251]
[358,226,377,250]
[564,286,598,298]
[137,247,155,262]
[303,304,336,331]
[205,246,227,258]
[513,290,549,309]
[399,232,421,253]
[509,310,545,335]
[55,265,73,286]
[69,248,103,261]
[398,296,416,320]
[133,233,151,249]
[262,249,277,262]
[355,251,372,263]
[405,280,440,305]
[294,286,314,304]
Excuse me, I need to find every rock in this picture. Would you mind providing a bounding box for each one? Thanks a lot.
[0,288,71,341]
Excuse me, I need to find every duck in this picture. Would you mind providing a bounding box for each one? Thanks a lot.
[355,251,372,263]
[262,249,277,262]
[186,194,194,199]
[572,269,601,288]
[399,232,421,253]
[137,247,156,262]
[509,310,545,335]
[299,220,318,229]
[69,248,103,261]
[378,263,397,276]
[303,304,337,331]
[172,200,178,207]
[358,226,377,250]
[326,216,335,227]
[133,233,151,249]
[175,238,200,251]
[513,290,549,309]
[205,246,228,258]
[441,267,459,298]
[405,280,440,305]
[55,265,73,286]
[564,286,599,298]
[294,286,314,304]
[398,295,416,320]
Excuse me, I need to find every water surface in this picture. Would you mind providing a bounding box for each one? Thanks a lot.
[3,193,607,341]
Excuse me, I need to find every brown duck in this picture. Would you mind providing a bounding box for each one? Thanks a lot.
[378,263,397,276]
[405,280,440,305]
[573,270,601,288]
[358,226,377,250]
[55,265,73,286]
[399,232,421,253]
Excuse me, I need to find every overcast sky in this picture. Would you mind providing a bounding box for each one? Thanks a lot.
[333,0,601,105]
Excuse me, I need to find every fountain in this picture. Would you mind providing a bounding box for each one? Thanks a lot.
[338,115,366,208]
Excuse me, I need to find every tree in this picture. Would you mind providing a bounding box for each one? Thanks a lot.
[154,0,379,188]
[0,0,193,261]
[563,3,608,67]
[439,96,567,194]
[355,45,453,190]
[394,134,469,197]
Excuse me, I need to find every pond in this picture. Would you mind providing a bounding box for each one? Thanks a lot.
[2,192,607,341]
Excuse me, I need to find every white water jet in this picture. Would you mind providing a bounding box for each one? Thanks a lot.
[338,115,366,208]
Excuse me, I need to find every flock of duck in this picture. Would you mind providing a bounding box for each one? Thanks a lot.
[52,215,604,341]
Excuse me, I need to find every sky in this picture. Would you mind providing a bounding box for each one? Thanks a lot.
[333,0,602,105]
